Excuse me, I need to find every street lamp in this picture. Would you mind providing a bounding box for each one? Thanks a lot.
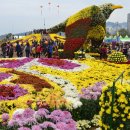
[40,5,43,29]
[116,22,119,35]
[40,5,45,29]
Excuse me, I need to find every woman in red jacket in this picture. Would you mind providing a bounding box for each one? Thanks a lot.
[36,45,41,58]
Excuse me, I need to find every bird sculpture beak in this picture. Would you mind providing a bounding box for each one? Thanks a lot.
[112,5,123,9]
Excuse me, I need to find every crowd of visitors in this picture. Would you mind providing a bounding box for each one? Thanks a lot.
[1,38,130,61]
[0,38,64,58]
[99,42,130,60]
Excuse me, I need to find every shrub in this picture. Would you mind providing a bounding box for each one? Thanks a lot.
[71,82,105,121]
[71,98,100,121]
[99,83,130,130]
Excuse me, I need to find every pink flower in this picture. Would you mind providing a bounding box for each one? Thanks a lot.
[63,111,72,119]
[79,81,105,100]
[1,113,9,121]
[56,122,67,130]
[8,120,19,127]
[32,125,42,130]
[18,127,31,130]
[40,121,57,129]
[25,117,37,126]
[35,108,49,119]
[13,113,23,120]
[23,108,35,118]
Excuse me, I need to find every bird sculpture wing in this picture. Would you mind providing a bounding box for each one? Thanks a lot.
[64,5,101,58]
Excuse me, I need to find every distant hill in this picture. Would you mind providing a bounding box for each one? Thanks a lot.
[107,22,127,29]
[0,31,32,40]
[14,31,32,36]
[0,34,7,40]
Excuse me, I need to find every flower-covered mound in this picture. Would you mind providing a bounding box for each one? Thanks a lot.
[10,34,41,45]
[107,51,128,63]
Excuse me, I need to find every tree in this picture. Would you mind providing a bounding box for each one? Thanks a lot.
[106,31,110,37]
[6,33,13,40]
[118,28,128,38]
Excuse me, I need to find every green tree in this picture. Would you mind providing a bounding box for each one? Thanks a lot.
[106,31,110,37]
[118,28,128,38]
[6,33,13,40]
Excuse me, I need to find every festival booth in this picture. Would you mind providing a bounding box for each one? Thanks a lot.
[104,35,121,43]
[104,35,130,43]
[120,36,130,43]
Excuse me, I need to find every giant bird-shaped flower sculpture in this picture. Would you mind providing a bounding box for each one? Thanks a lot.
[48,3,123,58]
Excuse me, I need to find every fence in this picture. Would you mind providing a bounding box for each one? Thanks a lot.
[110,71,125,130]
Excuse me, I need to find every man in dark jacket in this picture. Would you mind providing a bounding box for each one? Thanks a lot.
[9,44,14,58]
[15,42,22,57]
[1,43,7,58]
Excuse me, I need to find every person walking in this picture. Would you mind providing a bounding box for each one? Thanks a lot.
[127,46,130,60]
[20,43,24,57]
[24,42,31,57]
[47,42,53,58]
[31,45,36,58]
[9,44,14,58]
[43,40,48,57]
[99,45,107,60]
[123,44,128,57]
[6,42,10,57]
[36,44,41,58]
[15,42,22,57]
[1,43,7,58]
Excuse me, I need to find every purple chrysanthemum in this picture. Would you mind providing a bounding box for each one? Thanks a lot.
[32,125,42,130]
[79,81,106,100]
[40,121,57,129]
[18,127,31,130]
[23,108,35,119]
[1,113,9,121]
[8,120,19,127]
[34,108,49,119]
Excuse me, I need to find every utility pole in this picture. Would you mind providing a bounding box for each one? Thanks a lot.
[40,5,43,29]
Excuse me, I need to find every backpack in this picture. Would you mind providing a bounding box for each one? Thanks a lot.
[25,46,30,51]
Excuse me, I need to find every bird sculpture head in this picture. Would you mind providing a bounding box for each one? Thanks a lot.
[99,3,123,20]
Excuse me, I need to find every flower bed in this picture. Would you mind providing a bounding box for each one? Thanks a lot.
[38,58,80,70]
[0,108,77,130]
[0,57,130,129]
[0,58,33,68]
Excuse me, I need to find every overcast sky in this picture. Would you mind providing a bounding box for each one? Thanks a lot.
[0,0,129,35]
